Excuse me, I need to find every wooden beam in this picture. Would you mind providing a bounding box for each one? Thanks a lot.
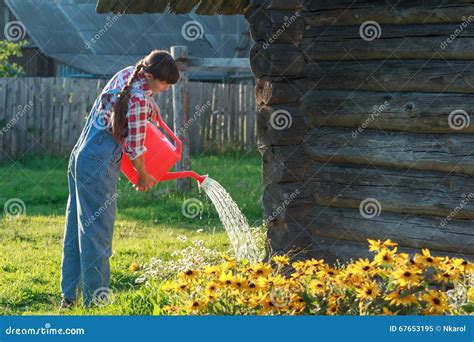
[171,46,191,192]
[307,162,474,219]
[304,127,474,175]
[301,90,474,134]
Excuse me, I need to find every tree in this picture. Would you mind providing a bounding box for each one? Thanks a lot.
[0,40,25,77]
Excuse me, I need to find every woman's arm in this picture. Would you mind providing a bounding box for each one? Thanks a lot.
[131,155,156,191]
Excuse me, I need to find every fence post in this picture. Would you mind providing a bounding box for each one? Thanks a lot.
[171,45,191,192]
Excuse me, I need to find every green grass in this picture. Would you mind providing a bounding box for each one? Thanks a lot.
[0,151,263,315]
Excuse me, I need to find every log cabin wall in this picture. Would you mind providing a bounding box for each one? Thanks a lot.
[247,0,474,263]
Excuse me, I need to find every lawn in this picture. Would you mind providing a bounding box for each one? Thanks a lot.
[0,151,263,315]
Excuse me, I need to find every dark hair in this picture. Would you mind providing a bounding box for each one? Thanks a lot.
[111,50,179,142]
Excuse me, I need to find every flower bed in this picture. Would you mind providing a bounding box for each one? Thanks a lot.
[147,240,473,315]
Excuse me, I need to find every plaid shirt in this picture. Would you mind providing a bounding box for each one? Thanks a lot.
[99,66,155,160]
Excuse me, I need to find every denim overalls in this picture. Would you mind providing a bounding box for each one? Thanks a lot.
[60,86,144,306]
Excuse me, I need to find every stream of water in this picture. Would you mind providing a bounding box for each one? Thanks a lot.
[200,177,260,262]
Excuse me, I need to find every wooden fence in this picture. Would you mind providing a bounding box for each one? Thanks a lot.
[0,77,257,161]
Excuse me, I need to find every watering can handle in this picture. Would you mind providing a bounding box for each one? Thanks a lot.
[155,116,182,156]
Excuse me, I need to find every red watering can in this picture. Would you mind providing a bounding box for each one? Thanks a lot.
[121,117,208,186]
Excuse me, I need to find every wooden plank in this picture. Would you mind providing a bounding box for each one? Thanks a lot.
[306,162,474,219]
[247,82,256,149]
[301,24,474,61]
[33,78,42,154]
[250,43,305,78]
[262,144,310,185]
[301,90,474,134]
[308,206,474,255]
[53,78,64,155]
[210,84,217,147]
[302,60,474,94]
[304,127,474,175]
[0,78,7,161]
[40,78,53,150]
[61,78,72,155]
[187,57,251,73]
[304,1,474,26]
[9,80,20,158]
[24,78,36,156]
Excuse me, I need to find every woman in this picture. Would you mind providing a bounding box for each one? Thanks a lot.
[60,50,179,308]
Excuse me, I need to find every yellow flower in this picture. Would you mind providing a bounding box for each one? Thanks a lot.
[187,300,206,313]
[355,281,379,301]
[129,262,140,272]
[176,280,191,292]
[180,269,200,282]
[218,271,234,286]
[450,258,474,274]
[374,248,397,265]
[327,303,339,315]
[202,265,220,275]
[385,289,418,306]
[393,267,422,287]
[232,275,248,290]
[272,255,290,265]
[468,288,474,301]
[414,248,443,268]
[382,307,395,315]
[433,269,460,284]
[257,274,287,290]
[421,290,450,315]
[368,239,398,252]
[309,280,327,296]
[248,263,272,278]
[206,281,219,293]
[353,258,379,277]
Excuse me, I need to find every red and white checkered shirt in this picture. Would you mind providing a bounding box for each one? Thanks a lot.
[99,66,155,160]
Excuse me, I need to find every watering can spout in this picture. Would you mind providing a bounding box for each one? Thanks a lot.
[159,171,208,186]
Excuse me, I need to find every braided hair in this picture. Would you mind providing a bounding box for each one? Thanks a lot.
[111,50,179,142]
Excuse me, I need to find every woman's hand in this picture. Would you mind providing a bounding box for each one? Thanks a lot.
[135,172,157,192]
[131,155,157,191]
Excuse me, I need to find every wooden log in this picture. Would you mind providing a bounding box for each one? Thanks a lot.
[256,77,302,105]
[257,105,309,150]
[301,24,474,61]
[304,1,474,26]
[304,127,474,175]
[249,43,305,78]
[171,46,191,192]
[246,7,304,45]
[262,144,310,185]
[308,205,474,255]
[40,78,53,148]
[306,162,474,219]
[302,60,474,94]
[301,90,474,133]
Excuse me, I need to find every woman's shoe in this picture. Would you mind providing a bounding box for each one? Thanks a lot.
[59,298,76,309]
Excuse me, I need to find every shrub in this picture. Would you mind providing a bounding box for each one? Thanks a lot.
[148,239,473,315]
